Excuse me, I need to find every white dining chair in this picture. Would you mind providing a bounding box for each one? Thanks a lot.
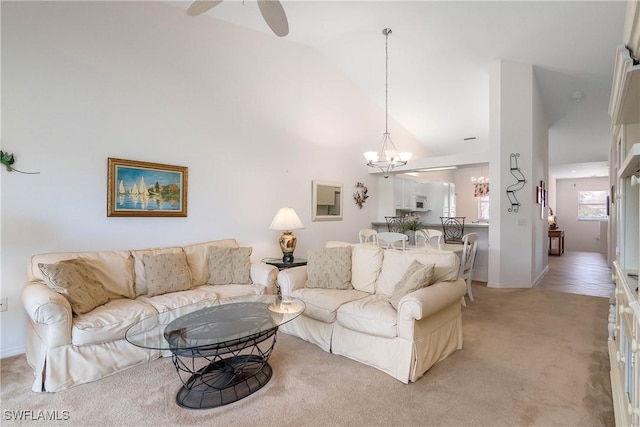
[359,229,378,245]
[458,232,478,306]
[416,229,444,246]
[377,232,408,250]
[414,229,430,247]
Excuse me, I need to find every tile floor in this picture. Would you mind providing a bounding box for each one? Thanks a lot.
[535,250,615,298]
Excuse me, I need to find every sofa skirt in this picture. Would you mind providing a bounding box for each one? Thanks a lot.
[410,302,463,382]
[279,315,333,353]
[331,324,413,383]
[332,301,463,384]
[26,320,159,392]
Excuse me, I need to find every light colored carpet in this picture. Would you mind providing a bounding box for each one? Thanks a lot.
[0,285,613,426]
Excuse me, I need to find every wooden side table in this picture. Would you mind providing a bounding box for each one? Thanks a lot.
[548,230,565,256]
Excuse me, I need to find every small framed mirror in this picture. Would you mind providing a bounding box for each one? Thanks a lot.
[312,180,343,222]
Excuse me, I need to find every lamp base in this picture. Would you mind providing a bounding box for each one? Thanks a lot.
[278,231,297,264]
[282,254,294,263]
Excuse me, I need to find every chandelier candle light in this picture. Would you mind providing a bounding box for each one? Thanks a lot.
[364,28,412,178]
[269,207,304,263]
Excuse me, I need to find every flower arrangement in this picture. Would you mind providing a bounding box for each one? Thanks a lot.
[400,213,424,231]
[353,182,369,209]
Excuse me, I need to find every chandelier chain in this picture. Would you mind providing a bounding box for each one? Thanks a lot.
[384,28,390,135]
[363,27,411,178]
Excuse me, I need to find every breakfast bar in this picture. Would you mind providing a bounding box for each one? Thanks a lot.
[371,222,489,282]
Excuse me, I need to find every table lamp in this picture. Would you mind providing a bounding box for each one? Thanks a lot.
[269,207,304,262]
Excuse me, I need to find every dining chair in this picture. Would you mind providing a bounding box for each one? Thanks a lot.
[458,232,478,306]
[377,232,408,250]
[414,229,430,247]
[421,229,444,245]
[384,216,404,233]
[440,216,466,244]
[358,229,378,245]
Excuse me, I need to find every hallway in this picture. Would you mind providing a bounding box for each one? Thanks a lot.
[535,251,615,298]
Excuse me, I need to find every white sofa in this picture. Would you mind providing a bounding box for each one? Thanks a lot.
[277,242,466,383]
[21,239,278,392]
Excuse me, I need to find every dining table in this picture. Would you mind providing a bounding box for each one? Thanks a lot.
[404,242,464,256]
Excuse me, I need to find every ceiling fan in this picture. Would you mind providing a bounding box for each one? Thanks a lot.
[186,0,289,37]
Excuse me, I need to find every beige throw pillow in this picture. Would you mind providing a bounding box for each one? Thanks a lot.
[38,259,110,316]
[142,252,193,297]
[207,246,252,285]
[305,247,352,290]
[389,260,435,309]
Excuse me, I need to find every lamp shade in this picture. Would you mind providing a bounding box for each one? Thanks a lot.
[269,207,304,231]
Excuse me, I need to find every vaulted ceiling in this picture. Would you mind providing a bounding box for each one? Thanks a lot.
[171,0,628,178]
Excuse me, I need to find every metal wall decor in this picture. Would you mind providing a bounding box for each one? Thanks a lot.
[353,182,369,209]
[536,180,547,219]
[506,153,526,212]
[1,151,40,174]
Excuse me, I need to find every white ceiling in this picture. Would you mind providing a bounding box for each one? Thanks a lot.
[170,0,628,178]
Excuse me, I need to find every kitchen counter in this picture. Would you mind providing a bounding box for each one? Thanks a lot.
[371,222,489,229]
[370,221,489,282]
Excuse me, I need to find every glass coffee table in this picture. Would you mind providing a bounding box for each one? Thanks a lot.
[125,294,305,409]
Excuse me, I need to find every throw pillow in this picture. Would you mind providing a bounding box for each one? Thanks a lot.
[38,259,110,316]
[389,260,435,310]
[305,246,352,290]
[142,252,193,297]
[207,246,252,285]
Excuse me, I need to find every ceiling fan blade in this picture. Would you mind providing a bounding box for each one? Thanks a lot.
[257,0,289,37]
[186,0,224,17]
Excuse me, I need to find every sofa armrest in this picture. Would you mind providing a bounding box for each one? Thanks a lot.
[277,266,307,296]
[21,282,72,347]
[250,262,278,288]
[397,278,466,321]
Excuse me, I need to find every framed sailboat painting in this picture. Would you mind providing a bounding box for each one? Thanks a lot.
[107,158,188,217]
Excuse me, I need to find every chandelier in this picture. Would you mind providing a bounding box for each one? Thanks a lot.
[364,28,412,178]
[471,165,489,183]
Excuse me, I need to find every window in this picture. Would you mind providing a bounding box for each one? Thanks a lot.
[578,190,608,220]
[478,196,489,222]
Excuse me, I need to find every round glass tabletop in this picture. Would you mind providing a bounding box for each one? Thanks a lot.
[125,294,305,351]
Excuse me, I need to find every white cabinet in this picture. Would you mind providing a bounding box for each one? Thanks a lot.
[394,178,432,211]
[414,182,428,196]
[423,183,456,223]
[394,177,412,210]
[609,40,640,427]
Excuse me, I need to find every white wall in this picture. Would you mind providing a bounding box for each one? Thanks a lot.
[0,1,430,357]
[488,60,549,288]
[556,177,609,252]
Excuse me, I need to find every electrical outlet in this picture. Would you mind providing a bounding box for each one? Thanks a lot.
[0,297,7,312]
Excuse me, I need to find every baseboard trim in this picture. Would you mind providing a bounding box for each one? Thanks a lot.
[1,345,25,359]
[532,265,549,288]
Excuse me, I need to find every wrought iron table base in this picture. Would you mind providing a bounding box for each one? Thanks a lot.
[171,329,277,409]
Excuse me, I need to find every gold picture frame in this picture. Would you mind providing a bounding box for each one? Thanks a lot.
[107,158,188,217]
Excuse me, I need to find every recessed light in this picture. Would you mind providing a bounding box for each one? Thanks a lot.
[571,170,577,173]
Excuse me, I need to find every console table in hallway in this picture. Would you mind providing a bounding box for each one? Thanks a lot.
[548,229,565,256]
